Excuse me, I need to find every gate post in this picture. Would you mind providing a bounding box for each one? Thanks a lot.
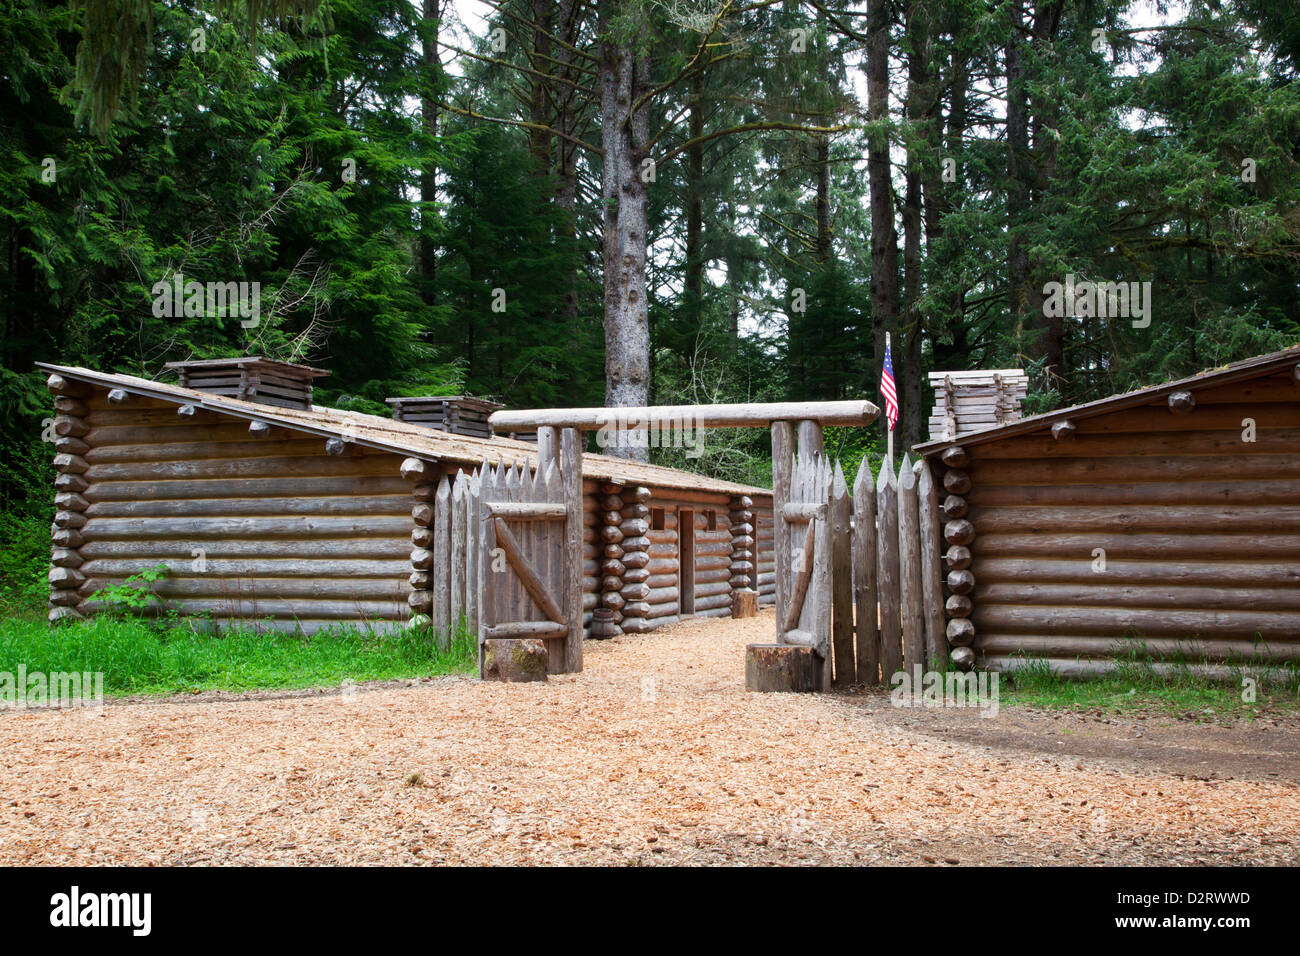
[560,427,584,673]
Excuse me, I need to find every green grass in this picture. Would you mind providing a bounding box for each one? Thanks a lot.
[0,613,478,698]
[1000,655,1300,720]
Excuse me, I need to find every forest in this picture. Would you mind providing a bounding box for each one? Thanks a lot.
[1,0,1298,610]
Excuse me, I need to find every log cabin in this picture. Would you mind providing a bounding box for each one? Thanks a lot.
[38,358,774,638]
[915,345,1300,676]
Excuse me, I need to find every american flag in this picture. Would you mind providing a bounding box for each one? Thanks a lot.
[880,341,899,432]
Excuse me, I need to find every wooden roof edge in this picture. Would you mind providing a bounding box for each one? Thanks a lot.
[36,363,772,497]
[384,395,505,409]
[163,357,332,377]
[915,345,1300,457]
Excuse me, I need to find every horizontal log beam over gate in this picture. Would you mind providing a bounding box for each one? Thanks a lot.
[489,400,880,432]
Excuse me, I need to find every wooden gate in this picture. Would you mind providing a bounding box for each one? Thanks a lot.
[478,427,583,675]
[776,451,835,687]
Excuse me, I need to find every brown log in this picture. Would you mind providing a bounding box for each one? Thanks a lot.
[481,638,549,682]
[940,446,969,469]
[950,646,976,671]
[976,633,1300,664]
[745,643,820,692]
[410,571,430,589]
[410,548,434,571]
[48,606,84,626]
[50,548,84,569]
[411,503,434,527]
[408,590,433,612]
[1168,390,1196,413]
[52,453,89,475]
[941,495,968,519]
[943,519,975,546]
[943,469,971,495]
[55,437,90,455]
[1051,419,1076,441]
[947,569,975,594]
[945,545,972,569]
[946,617,976,646]
[731,588,758,618]
[51,529,85,548]
[54,511,87,530]
[53,397,89,416]
[54,473,89,493]
[972,604,1300,640]
[411,526,433,548]
[946,594,973,618]
[49,567,85,589]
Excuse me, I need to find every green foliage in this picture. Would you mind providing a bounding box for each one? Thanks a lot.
[0,614,477,695]
[88,563,168,616]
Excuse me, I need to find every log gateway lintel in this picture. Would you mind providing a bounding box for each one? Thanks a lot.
[488,400,880,433]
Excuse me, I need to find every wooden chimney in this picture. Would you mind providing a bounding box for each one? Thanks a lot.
[165,357,330,410]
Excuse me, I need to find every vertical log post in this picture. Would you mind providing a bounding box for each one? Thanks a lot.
[852,458,879,684]
[594,480,626,638]
[939,448,976,670]
[829,462,854,686]
[771,421,795,637]
[897,454,925,672]
[407,473,437,626]
[728,493,756,616]
[432,475,452,644]
[875,456,902,679]
[47,374,92,625]
[618,486,653,633]
[560,427,584,673]
[916,459,947,667]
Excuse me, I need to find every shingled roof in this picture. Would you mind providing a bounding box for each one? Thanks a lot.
[36,363,772,498]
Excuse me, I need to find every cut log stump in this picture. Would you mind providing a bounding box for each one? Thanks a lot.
[745,643,820,693]
[731,588,758,619]
[482,638,549,683]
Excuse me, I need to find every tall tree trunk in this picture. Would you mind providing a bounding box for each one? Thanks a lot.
[684,72,705,332]
[867,0,899,395]
[528,0,555,172]
[553,0,583,394]
[814,134,832,264]
[419,0,441,303]
[931,37,969,371]
[600,4,650,459]
[900,0,934,450]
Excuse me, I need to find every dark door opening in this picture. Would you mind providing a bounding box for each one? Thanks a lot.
[678,508,695,616]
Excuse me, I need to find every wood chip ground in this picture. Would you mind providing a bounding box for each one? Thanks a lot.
[3,610,1297,865]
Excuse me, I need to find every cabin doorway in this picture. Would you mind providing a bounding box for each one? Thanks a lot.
[678,508,695,616]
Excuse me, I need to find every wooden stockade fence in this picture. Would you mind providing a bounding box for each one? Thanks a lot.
[749,442,947,693]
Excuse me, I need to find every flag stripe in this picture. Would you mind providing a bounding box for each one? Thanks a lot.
[881,344,899,431]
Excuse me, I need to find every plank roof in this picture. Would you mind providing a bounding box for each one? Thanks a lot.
[37,363,772,497]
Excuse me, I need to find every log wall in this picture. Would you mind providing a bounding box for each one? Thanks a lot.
[73,390,415,632]
[957,371,1300,669]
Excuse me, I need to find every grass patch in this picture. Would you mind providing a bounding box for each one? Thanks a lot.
[0,614,477,698]
[1001,655,1300,720]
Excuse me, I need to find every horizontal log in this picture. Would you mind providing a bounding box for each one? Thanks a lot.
[55,492,89,512]
[53,454,89,475]
[972,557,1300,587]
[79,558,411,579]
[647,602,679,619]
[84,474,411,502]
[969,477,1300,508]
[944,545,972,570]
[969,504,1300,535]
[947,618,976,646]
[977,634,1300,663]
[78,577,412,602]
[77,538,407,560]
[943,519,975,546]
[972,605,1300,641]
[969,454,1300,487]
[54,511,87,530]
[84,495,412,519]
[972,427,1300,460]
[84,455,395,482]
[47,374,91,397]
[78,597,407,621]
[976,531,1300,559]
[83,515,412,540]
[485,621,568,641]
[645,586,679,605]
[975,581,1300,612]
[982,655,1300,680]
[55,437,90,455]
[491,400,879,431]
[54,473,89,493]
[783,502,827,523]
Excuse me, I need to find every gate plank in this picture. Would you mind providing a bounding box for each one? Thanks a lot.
[830,461,853,686]
[853,458,880,684]
[876,457,902,679]
[493,517,564,624]
[898,454,925,671]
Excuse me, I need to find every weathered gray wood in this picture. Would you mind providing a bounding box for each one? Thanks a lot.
[916,460,947,668]
[875,457,902,679]
[432,477,452,639]
[796,419,824,460]
[746,643,819,692]
[783,518,818,632]
[771,421,794,638]
[830,462,853,686]
[852,458,879,685]
[47,374,91,397]
[560,427,583,672]
[400,457,429,482]
[950,646,976,670]
[450,473,468,629]
[897,455,925,670]
[492,400,880,432]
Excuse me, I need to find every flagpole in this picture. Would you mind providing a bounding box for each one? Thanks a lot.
[885,331,894,468]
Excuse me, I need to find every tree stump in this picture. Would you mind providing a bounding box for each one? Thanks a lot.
[731,588,758,619]
[482,638,549,682]
[745,643,820,692]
